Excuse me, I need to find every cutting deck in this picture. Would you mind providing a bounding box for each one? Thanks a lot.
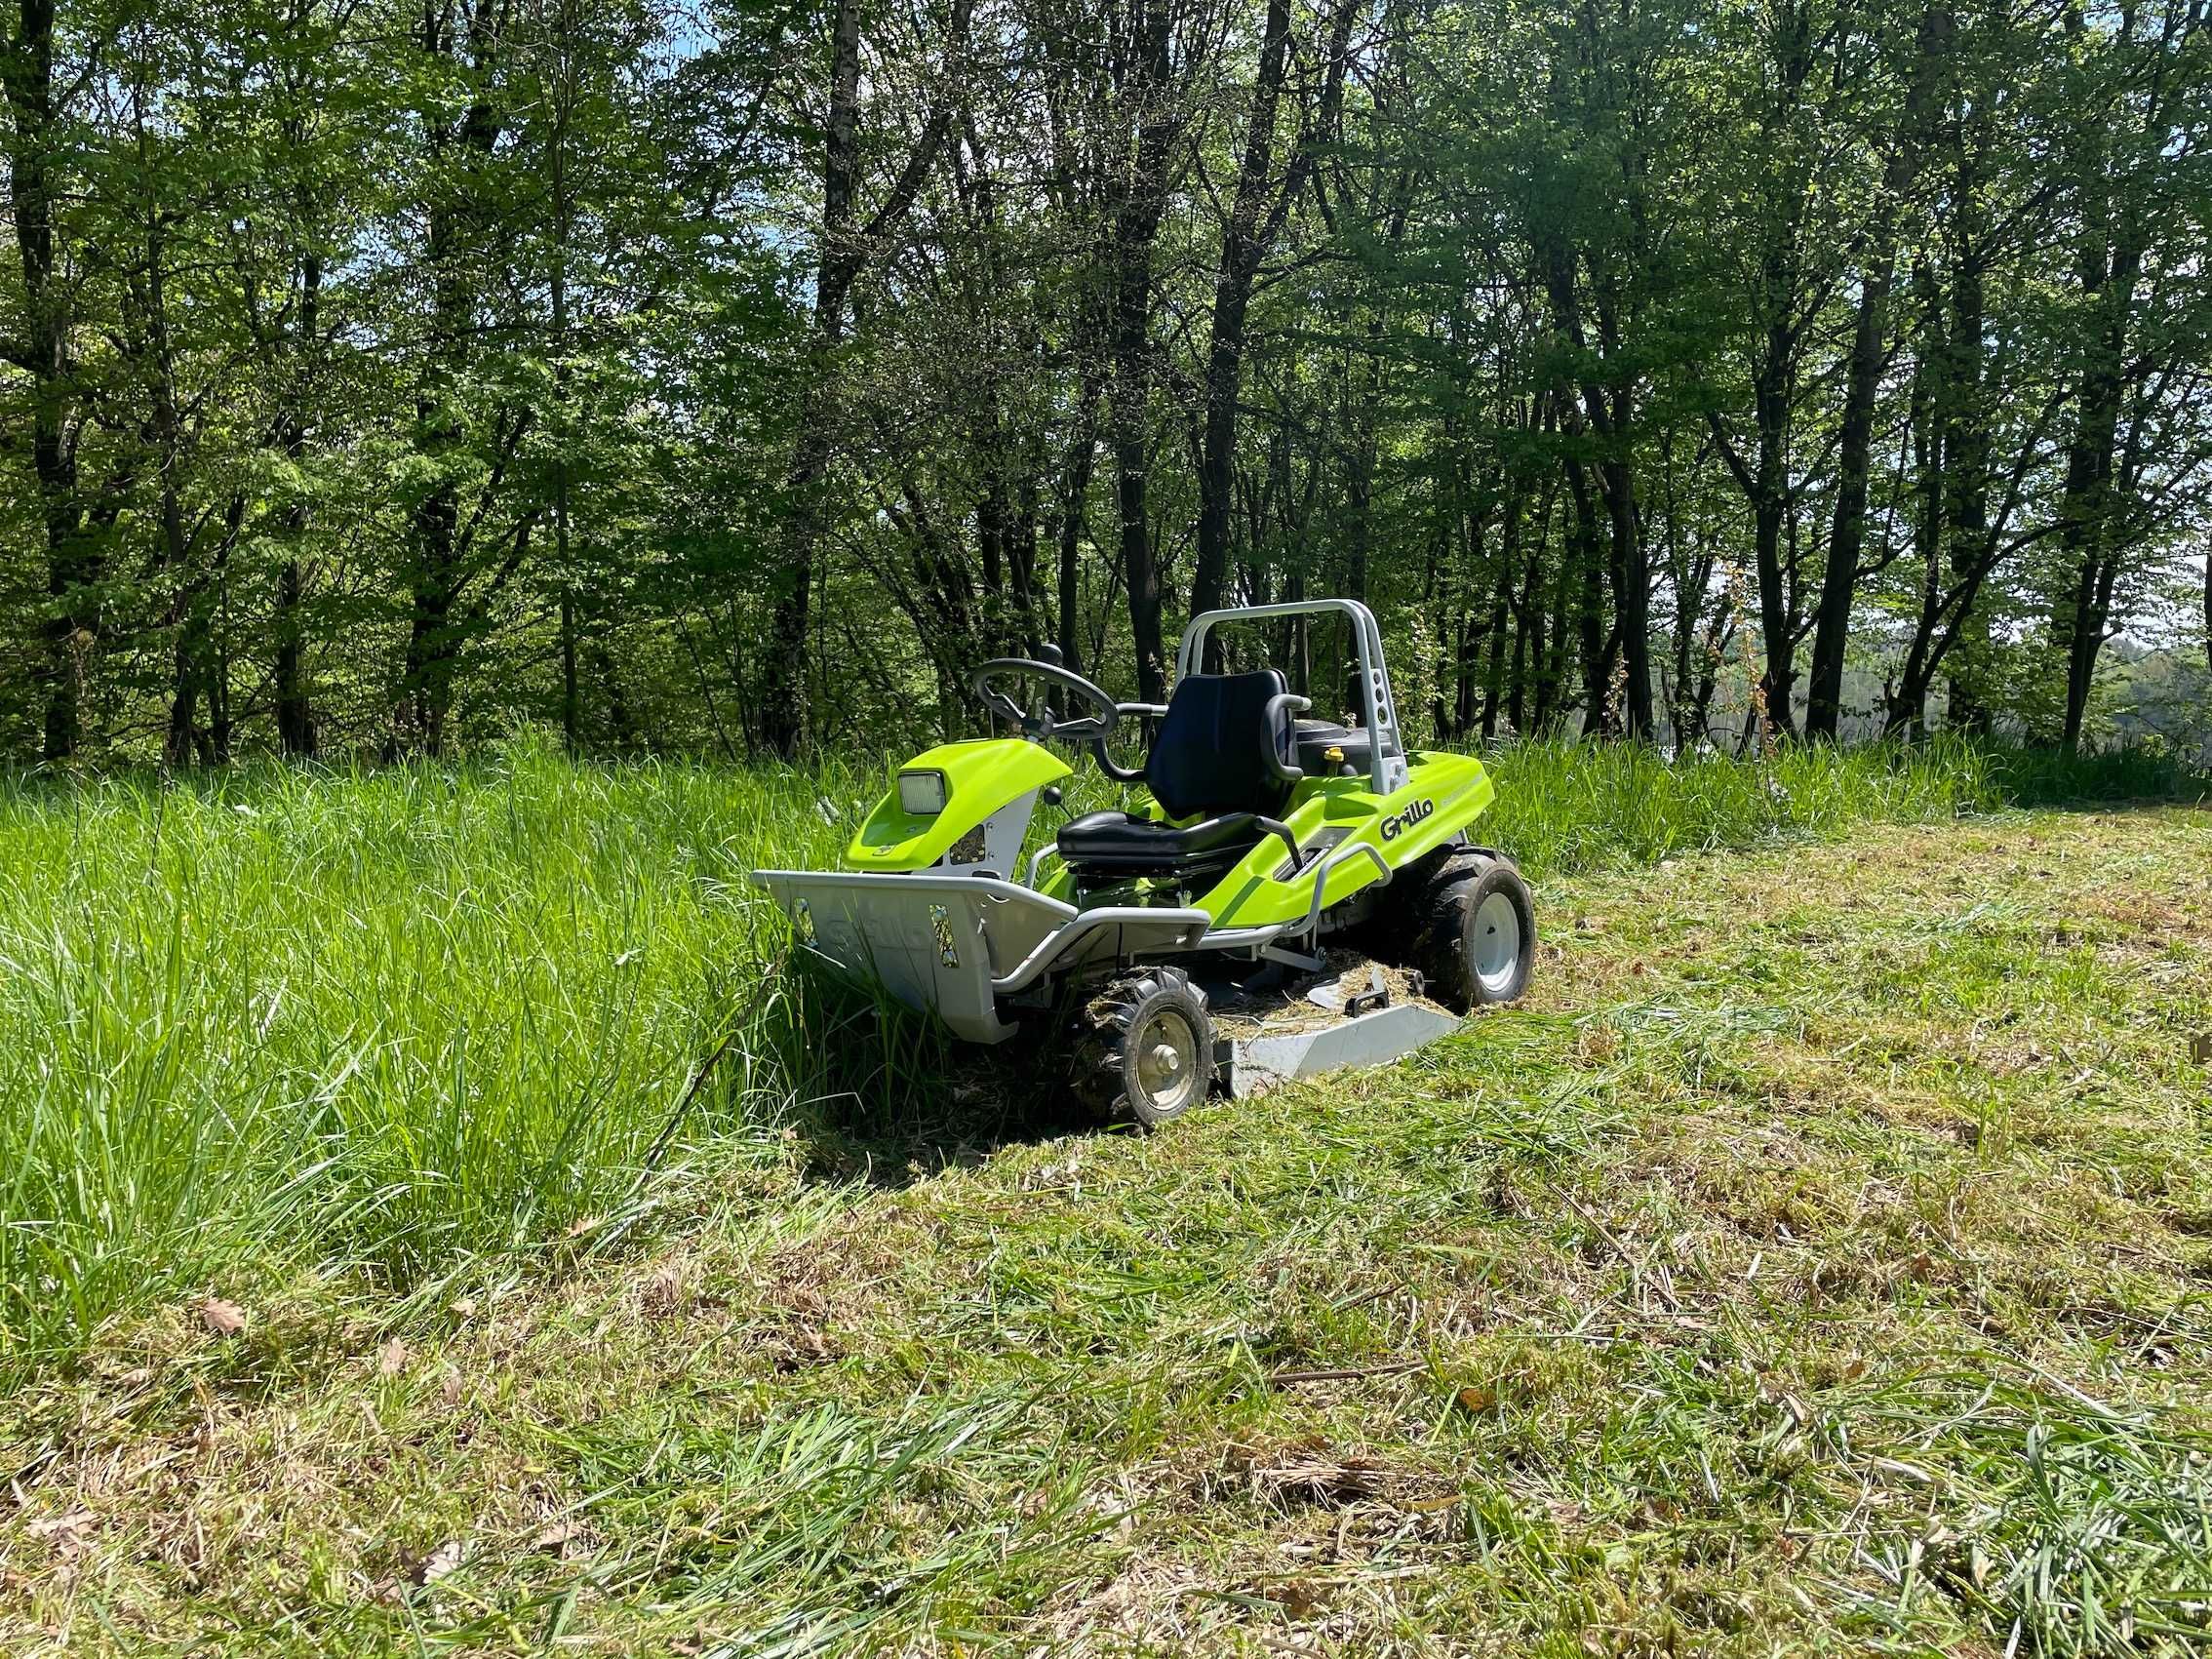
[1198,949,1463,1098]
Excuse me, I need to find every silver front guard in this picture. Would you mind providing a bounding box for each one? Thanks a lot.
[754,832,1390,1046]
[751,871,1210,1044]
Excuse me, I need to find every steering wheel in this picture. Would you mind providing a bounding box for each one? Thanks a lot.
[968,658,1121,745]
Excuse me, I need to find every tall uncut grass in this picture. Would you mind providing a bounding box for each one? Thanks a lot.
[0,736,2198,1370]
[0,753,847,1372]
[1479,733,2201,875]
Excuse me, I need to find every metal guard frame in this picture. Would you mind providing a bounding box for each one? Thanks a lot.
[1001,837,1387,990]
[1177,598,1409,796]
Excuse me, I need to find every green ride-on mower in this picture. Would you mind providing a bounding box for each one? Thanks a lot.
[752,599,1534,1125]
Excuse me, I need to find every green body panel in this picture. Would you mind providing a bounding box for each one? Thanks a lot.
[845,739,1071,872]
[843,734,1492,928]
[1193,751,1494,927]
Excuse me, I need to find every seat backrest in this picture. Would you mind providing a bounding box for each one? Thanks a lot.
[1147,669,1295,820]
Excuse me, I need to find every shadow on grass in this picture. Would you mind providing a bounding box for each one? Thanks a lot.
[752,950,1105,1189]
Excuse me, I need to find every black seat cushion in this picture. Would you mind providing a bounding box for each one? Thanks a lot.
[1146,669,1296,820]
[1056,810,1266,878]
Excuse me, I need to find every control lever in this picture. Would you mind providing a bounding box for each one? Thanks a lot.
[1345,968,1391,1016]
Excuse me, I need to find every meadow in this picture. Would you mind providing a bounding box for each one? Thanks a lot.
[0,737,2193,1372]
[3,739,2209,1655]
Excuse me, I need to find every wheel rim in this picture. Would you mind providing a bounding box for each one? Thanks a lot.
[1132,1007,1202,1117]
[1472,889,1521,997]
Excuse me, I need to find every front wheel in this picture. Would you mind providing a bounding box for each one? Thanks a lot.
[1070,967,1216,1126]
[1414,855,1535,1012]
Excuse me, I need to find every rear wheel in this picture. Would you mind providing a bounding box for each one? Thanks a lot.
[1070,967,1216,1126]
[1413,854,1535,1012]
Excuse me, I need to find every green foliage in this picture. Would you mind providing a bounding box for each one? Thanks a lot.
[4,0,2207,764]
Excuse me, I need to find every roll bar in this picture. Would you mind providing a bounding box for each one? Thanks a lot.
[1177,599,1409,795]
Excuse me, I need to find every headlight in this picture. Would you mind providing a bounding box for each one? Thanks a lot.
[896,770,948,815]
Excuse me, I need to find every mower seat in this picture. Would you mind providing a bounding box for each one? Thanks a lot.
[1055,810,1269,880]
[1057,669,1300,885]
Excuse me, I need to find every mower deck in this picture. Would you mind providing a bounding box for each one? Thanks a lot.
[1199,949,1463,1098]
[753,867,1212,1044]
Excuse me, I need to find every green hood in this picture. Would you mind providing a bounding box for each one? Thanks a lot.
[846,739,1071,872]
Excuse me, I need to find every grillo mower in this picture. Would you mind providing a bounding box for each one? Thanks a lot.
[752,599,1534,1125]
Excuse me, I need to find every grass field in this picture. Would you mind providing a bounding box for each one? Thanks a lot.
[2,743,2209,1653]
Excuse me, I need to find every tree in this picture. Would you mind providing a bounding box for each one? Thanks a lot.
[2,0,2208,765]
[755,0,968,757]
[1188,0,1355,650]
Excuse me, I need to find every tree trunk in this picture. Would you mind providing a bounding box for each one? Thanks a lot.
[549,20,578,756]
[1107,0,1185,703]
[1882,241,2015,740]
[1543,241,1649,738]
[1560,446,1608,733]
[1596,434,1651,737]
[269,39,325,760]
[275,550,314,757]
[1186,0,1357,665]
[401,1,507,759]
[1480,497,1516,738]
[1720,8,1819,741]
[406,207,471,762]
[758,0,963,753]
[2052,0,2153,755]
[1190,0,1292,647]
[2055,231,2142,753]
[1745,363,1798,740]
[1507,543,1537,736]
[1807,255,1895,742]
[4,0,97,760]
[1055,372,1101,674]
[1937,106,1995,736]
[273,251,323,758]
[1808,6,1943,741]
[1342,353,1379,619]
[759,0,863,757]
[1537,531,1573,732]
[1886,301,1945,734]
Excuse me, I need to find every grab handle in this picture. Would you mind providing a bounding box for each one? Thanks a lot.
[1261,692,1312,784]
[1299,841,1391,934]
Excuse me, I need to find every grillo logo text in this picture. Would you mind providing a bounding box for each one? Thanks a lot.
[1379,798,1435,842]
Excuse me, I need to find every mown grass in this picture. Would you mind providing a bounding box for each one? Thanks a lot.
[4,802,2208,1656]
[0,737,2199,1376]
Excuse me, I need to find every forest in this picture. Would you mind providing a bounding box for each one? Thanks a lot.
[3,0,2209,766]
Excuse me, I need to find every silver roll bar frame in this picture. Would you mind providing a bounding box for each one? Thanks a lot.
[994,601,1407,991]
[1177,598,1410,795]
[1024,842,1063,889]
